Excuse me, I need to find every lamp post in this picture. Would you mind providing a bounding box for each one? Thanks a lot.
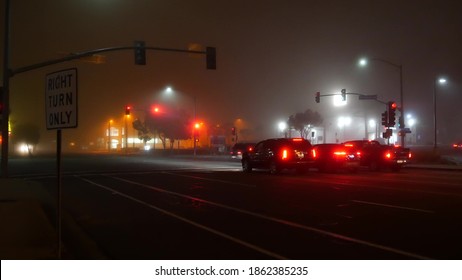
[359,57,405,146]
[434,77,447,151]
[1,0,11,177]
[163,86,197,155]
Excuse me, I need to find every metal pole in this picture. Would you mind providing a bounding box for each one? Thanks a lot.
[399,65,405,147]
[1,0,11,178]
[56,129,62,259]
[433,79,437,151]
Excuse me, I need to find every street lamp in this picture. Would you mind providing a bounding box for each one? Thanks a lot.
[434,77,447,151]
[278,121,287,138]
[162,86,197,155]
[359,57,405,146]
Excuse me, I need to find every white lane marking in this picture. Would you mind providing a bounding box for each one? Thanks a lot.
[77,176,287,260]
[109,175,431,259]
[161,171,257,188]
[351,200,435,214]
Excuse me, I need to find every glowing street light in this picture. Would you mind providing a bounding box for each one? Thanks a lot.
[358,57,405,146]
[333,94,347,107]
[278,121,287,137]
[161,86,197,155]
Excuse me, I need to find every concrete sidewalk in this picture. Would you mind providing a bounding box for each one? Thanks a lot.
[0,178,106,260]
[0,179,58,259]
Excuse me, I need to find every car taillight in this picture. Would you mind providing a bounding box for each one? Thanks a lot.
[311,149,317,158]
[282,149,288,160]
[385,151,392,159]
[333,151,347,156]
[408,152,412,159]
[292,138,303,142]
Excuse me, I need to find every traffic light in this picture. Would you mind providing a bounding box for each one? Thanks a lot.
[388,101,397,126]
[398,116,405,129]
[341,89,346,101]
[151,105,161,114]
[231,126,236,135]
[315,92,320,103]
[193,122,201,137]
[206,47,216,70]
[382,128,392,139]
[125,105,131,116]
[134,40,146,65]
[381,111,388,126]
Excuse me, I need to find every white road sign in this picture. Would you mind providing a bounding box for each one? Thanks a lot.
[45,68,78,130]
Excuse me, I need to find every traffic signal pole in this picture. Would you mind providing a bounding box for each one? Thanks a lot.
[1,40,216,177]
[1,0,11,178]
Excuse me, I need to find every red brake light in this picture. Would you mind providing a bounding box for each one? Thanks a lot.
[385,152,392,159]
[312,149,317,158]
[333,151,347,156]
[408,152,412,159]
[292,138,303,142]
[282,149,288,160]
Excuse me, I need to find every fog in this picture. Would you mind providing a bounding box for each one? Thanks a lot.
[2,0,462,152]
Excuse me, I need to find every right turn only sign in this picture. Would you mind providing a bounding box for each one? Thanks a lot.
[45,68,78,130]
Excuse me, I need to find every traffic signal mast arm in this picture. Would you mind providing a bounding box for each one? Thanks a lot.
[11,43,216,76]
[315,90,387,104]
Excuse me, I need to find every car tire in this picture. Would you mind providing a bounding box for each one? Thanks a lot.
[269,160,280,175]
[242,158,252,172]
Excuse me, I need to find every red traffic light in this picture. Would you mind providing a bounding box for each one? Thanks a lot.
[125,105,131,115]
[151,105,162,114]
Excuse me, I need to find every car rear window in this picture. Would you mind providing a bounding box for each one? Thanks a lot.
[278,139,311,149]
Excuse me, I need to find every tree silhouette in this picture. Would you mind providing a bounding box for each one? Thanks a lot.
[287,109,323,139]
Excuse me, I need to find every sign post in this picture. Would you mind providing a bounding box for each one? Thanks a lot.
[45,68,78,258]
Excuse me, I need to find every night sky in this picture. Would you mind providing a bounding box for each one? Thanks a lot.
[2,0,462,149]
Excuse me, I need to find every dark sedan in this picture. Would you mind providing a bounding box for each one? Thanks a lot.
[242,138,313,174]
[311,143,360,173]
